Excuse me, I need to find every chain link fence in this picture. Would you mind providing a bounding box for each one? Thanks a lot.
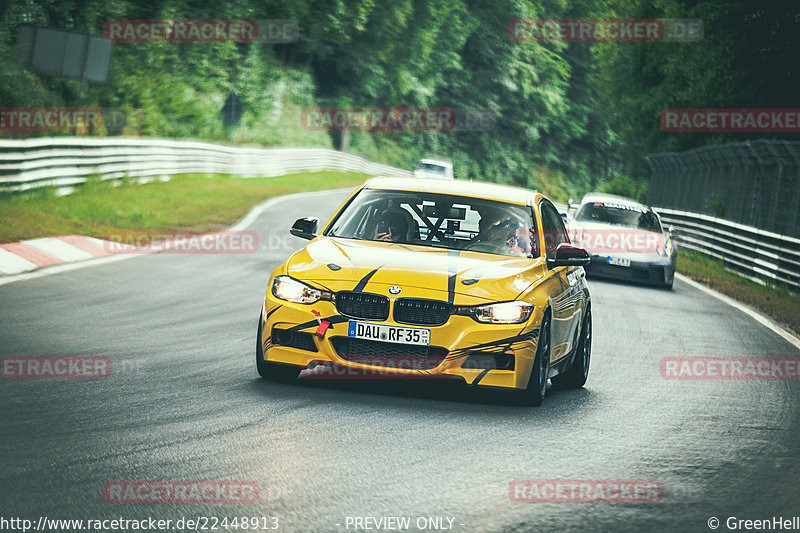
[646,140,800,238]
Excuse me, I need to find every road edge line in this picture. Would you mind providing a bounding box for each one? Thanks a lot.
[676,272,800,351]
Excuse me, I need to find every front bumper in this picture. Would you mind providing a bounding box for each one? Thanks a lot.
[260,292,542,391]
[584,254,676,286]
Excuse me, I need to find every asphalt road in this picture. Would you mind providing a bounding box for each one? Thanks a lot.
[1,188,799,533]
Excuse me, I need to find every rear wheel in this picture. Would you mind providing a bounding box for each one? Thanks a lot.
[552,309,591,389]
[520,312,551,406]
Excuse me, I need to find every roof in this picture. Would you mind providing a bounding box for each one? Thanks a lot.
[364,176,539,206]
[579,192,649,209]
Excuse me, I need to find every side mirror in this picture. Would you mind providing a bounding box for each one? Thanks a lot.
[667,225,676,238]
[290,217,319,240]
[547,242,591,268]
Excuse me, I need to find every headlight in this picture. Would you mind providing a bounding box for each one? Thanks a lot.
[468,301,533,324]
[271,276,323,304]
[659,237,673,257]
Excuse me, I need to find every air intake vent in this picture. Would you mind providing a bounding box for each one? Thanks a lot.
[335,291,390,321]
[331,338,448,370]
[394,298,451,326]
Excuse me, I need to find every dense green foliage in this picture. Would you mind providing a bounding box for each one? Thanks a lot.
[1,1,797,202]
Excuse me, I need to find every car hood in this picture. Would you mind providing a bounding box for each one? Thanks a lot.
[283,237,545,303]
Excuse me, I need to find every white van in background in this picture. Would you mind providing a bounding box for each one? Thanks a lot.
[413,158,455,180]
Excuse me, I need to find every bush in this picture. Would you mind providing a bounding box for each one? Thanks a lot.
[598,174,649,204]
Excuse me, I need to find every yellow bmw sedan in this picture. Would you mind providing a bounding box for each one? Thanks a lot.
[257,177,592,405]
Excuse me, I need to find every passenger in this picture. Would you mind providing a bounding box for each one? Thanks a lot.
[470,209,531,256]
[476,206,506,235]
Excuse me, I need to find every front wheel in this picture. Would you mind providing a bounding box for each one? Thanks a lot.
[256,310,271,378]
[552,309,591,389]
[256,310,286,379]
[663,268,675,289]
[256,310,298,382]
[519,312,551,406]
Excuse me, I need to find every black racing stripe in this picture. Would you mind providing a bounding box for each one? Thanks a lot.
[287,314,349,333]
[266,305,282,320]
[287,319,317,332]
[446,249,460,305]
[471,369,491,386]
[446,328,539,360]
[353,266,382,292]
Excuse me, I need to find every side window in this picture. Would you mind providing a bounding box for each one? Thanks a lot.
[540,202,568,258]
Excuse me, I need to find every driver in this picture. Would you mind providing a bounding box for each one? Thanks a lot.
[372,210,408,242]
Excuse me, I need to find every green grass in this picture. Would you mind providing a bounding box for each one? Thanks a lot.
[0,171,369,243]
[677,250,800,336]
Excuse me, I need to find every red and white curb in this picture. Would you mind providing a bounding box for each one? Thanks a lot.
[0,188,354,285]
[0,236,118,275]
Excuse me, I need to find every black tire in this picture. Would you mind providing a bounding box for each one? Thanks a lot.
[256,311,299,382]
[552,309,591,389]
[663,268,675,289]
[256,310,271,378]
[519,311,551,406]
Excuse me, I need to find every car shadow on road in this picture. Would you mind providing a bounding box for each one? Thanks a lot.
[587,276,673,292]
[246,371,598,419]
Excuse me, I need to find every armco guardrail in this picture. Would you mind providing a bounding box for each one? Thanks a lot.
[0,137,411,191]
[655,207,800,289]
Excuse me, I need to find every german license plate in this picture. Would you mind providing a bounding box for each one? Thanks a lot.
[347,321,430,346]
[607,256,631,267]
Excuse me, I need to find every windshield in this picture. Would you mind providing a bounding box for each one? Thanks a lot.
[326,189,539,258]
[415,163,447,174]
[575,201,662,232]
